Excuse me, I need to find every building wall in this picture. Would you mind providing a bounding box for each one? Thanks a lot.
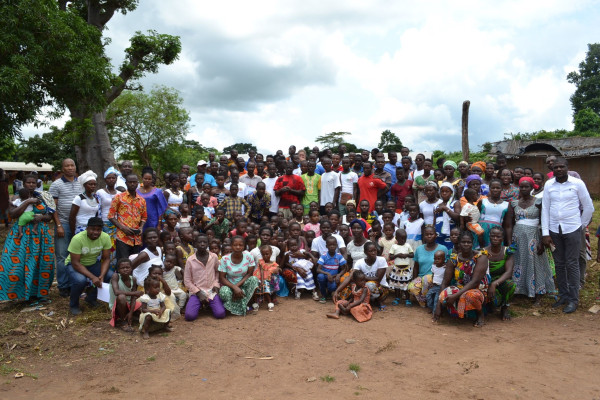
[506,156,600,197]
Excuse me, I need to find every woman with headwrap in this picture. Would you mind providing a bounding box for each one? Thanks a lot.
[469,161,490,196]
[459,174,487,207]
[434,182,460,250]
[505,177,554,306]
[137,167,168,231]
[457,161,470,180]
[419,181,442,226]
[69,170,100,234]
[97,167,119,270]
[442,160,465,198]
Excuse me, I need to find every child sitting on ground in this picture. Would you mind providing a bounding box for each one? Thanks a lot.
[327,270,372,322]
[139,278,172,339]
[15,188,39,237]
[388,229,414,306]
[162,254,187,309]
[109,258,143,331]
[282,238,318,300]
[316,236,347,303]
[429,250,447,320]
[252,245,280,311]
[460,188,485,248]
[148,265,179,321]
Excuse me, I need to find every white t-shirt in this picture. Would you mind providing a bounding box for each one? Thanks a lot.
[419,199,442,225]
[311,234,346,255]
[250,245,281,265]
[431,264,446,285]
[339,171,358,196]
[96,189,117,221]
[389,243,413,266]
[225,182,247,198]
[12,198,33,212]
[139,292,166,309]
[320,171,341,206]
[353,256,388,286]
[72,194,100,228]
[131,247,163,286]
[263,177,279,213]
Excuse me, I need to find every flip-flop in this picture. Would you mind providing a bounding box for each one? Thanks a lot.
[392,298,402,306]
[379,305,387,311]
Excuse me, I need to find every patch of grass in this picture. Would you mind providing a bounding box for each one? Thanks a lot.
[175,339,185,345]
[146,355,156,362]
[0,364,37,379]
[320,375,335,383]
[349,363,361,373]
[375,340,397,354]
[101,386,121,394]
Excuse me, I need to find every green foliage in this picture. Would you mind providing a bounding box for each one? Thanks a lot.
[377,130,404,152]
[315,132,350,149]
[0,0,111,137]
[17,128,77,170]
[222,143,256,154]
[106,86,190,166]
[432,147,490,165]
[320,375,335,382]
[567,43,600,118]
[0,137,18,160]
[151,140,218,175]
[574,108,600,133]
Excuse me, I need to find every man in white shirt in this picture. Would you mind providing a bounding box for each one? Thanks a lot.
[541,158,594,314]
[263,163,280,216]
[338,156,358,216]
[319,157,341,214]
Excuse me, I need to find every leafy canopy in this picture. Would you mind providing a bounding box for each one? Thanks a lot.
[377,130,404,153]
[315,132,351,149]
[567,43,600,118]
[223,143,257,155]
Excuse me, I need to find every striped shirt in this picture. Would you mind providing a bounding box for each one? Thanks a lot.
[317,252,346,273]
[49,176,82,224]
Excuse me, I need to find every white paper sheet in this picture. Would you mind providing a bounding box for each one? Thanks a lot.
[96,282,111,303]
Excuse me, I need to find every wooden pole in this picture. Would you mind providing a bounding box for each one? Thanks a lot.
[461,100,470,162]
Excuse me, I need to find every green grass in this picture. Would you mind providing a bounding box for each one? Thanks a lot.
[320,375,335,383]
[146,355,156,362]
[349,363,361,373]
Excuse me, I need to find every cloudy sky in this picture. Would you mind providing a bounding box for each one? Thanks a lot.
[25,0,600,154]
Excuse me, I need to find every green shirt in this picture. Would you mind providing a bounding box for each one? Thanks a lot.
[66,231,112,266]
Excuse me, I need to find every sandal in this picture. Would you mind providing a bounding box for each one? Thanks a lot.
[405,300,413,307]
[268,302,274,311]
[392,297,402,306]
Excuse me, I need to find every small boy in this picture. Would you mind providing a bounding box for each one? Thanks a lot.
[217,184,250,221]
[460,188,485,248]
[162,254,187,309]
[205,208,231,241]
[109,258,143,331]
[316,236,347,303]
[15,188,39,237]
[430,250,447,321]
[199,193,215,219]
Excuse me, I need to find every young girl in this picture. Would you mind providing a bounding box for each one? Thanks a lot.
[211,174,230,205]
[162,254,187,309]
[401,204,424,250]
[378,222,396,259]
[164,174,184,212]
[388,229,414,305]
[109,258,143,331]
[148,265,179,321]
[161,209,180,241]
[303,210,321,237]
[282,238,318,300]
[287,222,309,252]
[178,203,192,229]
[163,241,178,260]
[209,240,221,258]
[199,192,215,219]
[252,245,280,311]
[139,278,171,340]
[327,270,372,322]
[176,227,195,268]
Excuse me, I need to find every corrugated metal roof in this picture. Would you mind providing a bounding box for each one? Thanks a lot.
[0,161,54,172]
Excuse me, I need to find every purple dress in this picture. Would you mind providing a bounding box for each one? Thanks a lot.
[136,188,168,231]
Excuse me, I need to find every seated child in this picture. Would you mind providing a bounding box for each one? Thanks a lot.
[460,188,485,248]
[282,238,318,300]
[316,236,347,303]
[205,208,230,241]
[162,254,187,309]
[428,250,447,319]
[387,229,414,306]
[109,258,143,331]
[15,188,39,237]
[139,278,172,340]
[148,265,179,321]
[252,245,280,311]
[326,270,372,322]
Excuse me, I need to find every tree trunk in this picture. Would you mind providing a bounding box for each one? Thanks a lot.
[461,100,470,162]
[72,109,116,187]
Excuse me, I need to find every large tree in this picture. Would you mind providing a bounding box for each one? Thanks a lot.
[377,129,404,152]
[567,43,600,118]
[0,0,181,179]
[222,143,257,154]
[315,132,350,149]
[107,86,190,166]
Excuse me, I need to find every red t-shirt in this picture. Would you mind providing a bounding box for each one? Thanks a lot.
[391,180,413,210]
[273,174,306,209]
[357,174,387,212]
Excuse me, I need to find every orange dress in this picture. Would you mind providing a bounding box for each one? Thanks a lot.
[335,284,372,322]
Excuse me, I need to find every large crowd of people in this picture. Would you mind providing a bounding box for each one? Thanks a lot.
[0,145,595,336]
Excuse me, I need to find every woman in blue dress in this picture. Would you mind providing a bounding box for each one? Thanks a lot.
[136,167,168,231]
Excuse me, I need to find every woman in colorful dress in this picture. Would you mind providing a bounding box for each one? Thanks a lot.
[0,174,56,302]
[137,167,168,231]
[506,177,555,307]
[469,161,489,196]
[435,231,491,327]
[442,161,465,198]
[338,220,371,299]
[478,179,510,247]
[433,182,459,250]
[218,236,259,316]
[97,167,119,270]
[486,226,516,321]
[499,168,519,202]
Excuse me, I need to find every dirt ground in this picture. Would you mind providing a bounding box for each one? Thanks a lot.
[1,291,599,400]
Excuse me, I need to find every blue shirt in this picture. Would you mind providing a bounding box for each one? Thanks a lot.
[384,162,401,185]
[317,252,347,272]
[315,164,325,175]
[413,244,448,277]
[190,172,217,187]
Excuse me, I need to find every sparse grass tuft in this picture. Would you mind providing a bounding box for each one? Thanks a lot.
[320,375,335,382]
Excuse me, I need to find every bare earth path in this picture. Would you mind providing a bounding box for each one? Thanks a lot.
[1,296,599,400]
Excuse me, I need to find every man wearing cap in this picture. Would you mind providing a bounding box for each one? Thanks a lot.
[190,160,217,188]
[65,217,113,315]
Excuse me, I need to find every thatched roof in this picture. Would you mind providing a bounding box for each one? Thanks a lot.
[488,137,600,159]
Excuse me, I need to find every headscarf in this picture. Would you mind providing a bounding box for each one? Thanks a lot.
[465,174,482,187]
[104,166,119,179]
[439,182,455,235]
[443,160,457,170]
[519,176,538,190]
[345,199,357,208]
[425,180,439,190]
[471,161,486,173]
[349,218,369,239]
[458,160,469,167]
[79,170,97,185]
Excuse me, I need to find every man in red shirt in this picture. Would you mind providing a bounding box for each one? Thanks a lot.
[274,161,306,219]
[357,161,387,213]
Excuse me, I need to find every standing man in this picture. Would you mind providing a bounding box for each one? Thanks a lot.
[263,163,280,217]
[274,161,306,219]
[115,160,133,192]
[301,160,320,215]
[240,161,262,195]
[190,160,217,188]
[384,152,400,185]
[108,174,147,261]
[338,157,358,215]
[357,161,387,213]
[541,158,594,313]
[373,156,392,202]
[49,158,82,297]
[319,157,341,214]
[228,149,238,166]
